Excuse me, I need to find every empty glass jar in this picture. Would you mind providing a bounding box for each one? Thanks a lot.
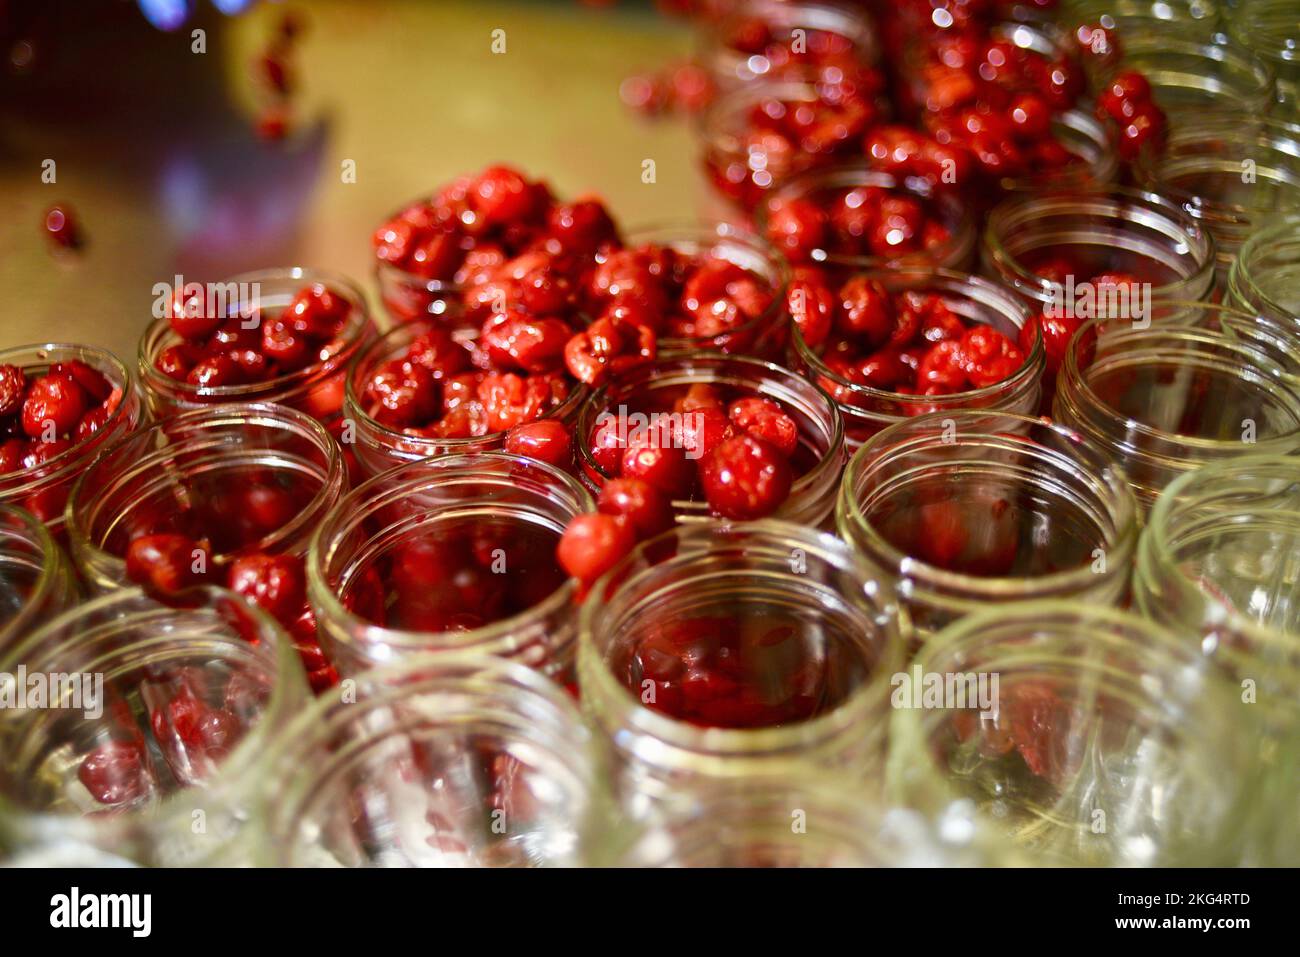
[259,655,599,867]
[837,410,1137,640]
[0,587,307,866]
[888,601,1250,865]
[577,520,904,820]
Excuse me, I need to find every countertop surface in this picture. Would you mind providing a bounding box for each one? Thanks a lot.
[0,0,708,360]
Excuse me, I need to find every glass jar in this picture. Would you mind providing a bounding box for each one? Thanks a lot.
[602,775,1014,866]
[0,343,144,537]
[1209,302,1300,378]
[1229,0,1300,117]
[1134,116,1300,284]
[0,586,307,866]
[575,353,845,527]
[66,402,345,594]
[758,163,977,271]
[1053,318,1300,512]
[0,505,78,659]
[138,267,377,425]
[888,600,1250,865]
[308,452,591,680]
[577,520,904,820]
[1062,0,1223,41]
[699,78,877,212]
[837,410,1137,640]
[700,0,880,89]
[983,188,1217,312]
[1228,210,1300,333]
[1134,455,1300,865]
[1093,33,1274,117]
[342,318,588,478]
[616,222,793,359]
[789,267,1044,450]
[259,655,598,867]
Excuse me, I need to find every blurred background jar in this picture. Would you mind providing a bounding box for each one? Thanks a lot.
[1133,455,1300,865]
[602,774,1016,866]
[1229,0,1300,118]
[1087,32,1273,119]
[0,587,307,867]
[259,656,599,867]
[1062,0,1224,43]
[66,403,345,594]
[888,601,1251,866]
[0,505,78,660]
[837,410,1136,640]
[308,453,590,682]
[1133,116,1300,287]
[577,520,904,821]
[1228,210,1300,335]
[138,268,376,427]
[699,75,887,213]
[0,343,143,538]
[699,0,882,90]
[789,268,1043,450]
[1053,318,1300,513]
[982,188,1217,312]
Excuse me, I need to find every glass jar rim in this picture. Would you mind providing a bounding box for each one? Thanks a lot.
[1059,317,1300,453]
[307,451,591,660]
[1141,454,1300,655]
[837,409,1138,598]
[343,318,591,458]
[0,585,302,822]
[578,518,903,758]
[573,350,845,511]
[983,186,1218,304]
[137,267,373,401]
[65,401,346,579]
[702,0,881,84]
[790,266,1044,407]
[1229,210,1300,322]
[1100,33,1276,111]
[0,342,136,496]
[0,504,66,652]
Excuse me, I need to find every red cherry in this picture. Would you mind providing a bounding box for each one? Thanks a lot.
[78,742,148,805]
[547,200,618,255]
[228,553,307,626]
[504,419,573,469]
[673,406,733,461]
[0,439,28,475]
[365,359,440,428]
[620,438,694,498]
[836,277,893,347]
[1007,93,1052,139]
[261,317,310,369]
[470,166,535,227]
[187,355,244,390]
[480,314,573,373]
[765,199,827,262]
[916,339,969,393]
[597,477,674,540]
[1020,311,1079,377]
[125,534,209,595]
[49,360,111,403]
[727,397,798,457]
[167,287,223,341]
[958,326,1026,388]
[44,205,82,249]
[787,279,835,348]
[0,364,26,417]
[563,315,656,386]
[557,513,636,584]
[286,283,348,339]
[76,405,111,441]
[21,373,87,438]
[699,435,793,520]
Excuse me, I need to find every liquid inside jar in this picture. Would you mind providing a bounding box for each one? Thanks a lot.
[611,600,872,730]
[338,513,568,634]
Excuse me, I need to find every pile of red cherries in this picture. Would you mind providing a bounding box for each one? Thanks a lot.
[792,276,1026,397]
[0,361,122,473]
[154,282,353,390]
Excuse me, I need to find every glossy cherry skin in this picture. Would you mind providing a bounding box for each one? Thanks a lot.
[556,513,636,584]
[699,435,794,520]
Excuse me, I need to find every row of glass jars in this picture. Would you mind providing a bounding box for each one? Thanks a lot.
[2,443,1295,866]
